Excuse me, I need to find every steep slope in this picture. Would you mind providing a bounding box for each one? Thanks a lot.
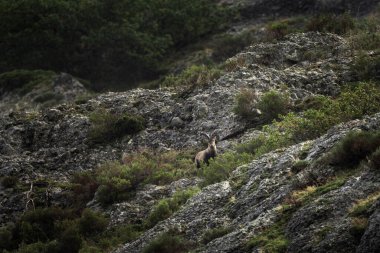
[1,30,379,252]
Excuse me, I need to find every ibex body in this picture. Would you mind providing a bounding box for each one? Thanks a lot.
[195,132,218,168]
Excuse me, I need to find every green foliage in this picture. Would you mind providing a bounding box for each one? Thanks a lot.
[1,176,18,188]
[0,70,55,95]
[0,207,112,253]
[257,90,291,123]
[88,109,145,144]
[291,160,310,174]
[92,150,195,206]
[327,131,380,167]
[201,226,232,244]
[161,65,221,88]
[307,13,355,35]
[145,188,199,228]
[142,230,192,253]
[70,172,99,209]
[233,88,259,120]
[267,20,290,40]
[78,209,108,236]
[238,82,380,158]
[0,0,228,86]
[351,53,380,81]
[349,192,380,217]
[199,152,253,187]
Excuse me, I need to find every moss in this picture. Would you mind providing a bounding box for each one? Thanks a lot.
[201,226,232,244]
[88,109,145,144]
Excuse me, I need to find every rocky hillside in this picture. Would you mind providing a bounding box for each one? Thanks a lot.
[1,2,380,252]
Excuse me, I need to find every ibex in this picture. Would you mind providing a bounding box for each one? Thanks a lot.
[195,132,218,168]
[25,182,35,211]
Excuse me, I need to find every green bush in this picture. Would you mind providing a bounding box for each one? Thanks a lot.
[78,209,108,236]
[233,89,259,120]
[291,160,310,174]
[161,65,221,88]
[0,70,55,95]
[257,90,291,123]
[58,225,82,253]
[88,109,145,144]
[94,150,195,206]
[199,152,253,187]
[16,241,59,253]
[267,20,290,40]
[0,228,13,250]
[142,230,192,253]
[327,131,380,167]
[307,13,355,35]
[145,188,199,228]
[1,176,18,188]
[351,53,380,81]
[70,172,99,208]
[202,226,232,244]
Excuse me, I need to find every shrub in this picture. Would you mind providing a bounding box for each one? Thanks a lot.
[257,90,291,123]
[238,82,380,159]
[142,230,192,253]
[351,53,380,81]
[327,131,380,167]
[307,13,355,35]
[291,160,310,174]
[161,65,221,88]
[95,150,195,206]
[0,228,13,250]
[369,147,380,170]
[233,88,259,120]
[202,226,232,244]
[145,188,199,228]
[78,209,108,236]
[267,20,290,40]
[199,152,253,187]
[1,176,18,188]
[70,172,99,208]
[88,109,145,144]
[58,225,82,253]
[0,70,55,95]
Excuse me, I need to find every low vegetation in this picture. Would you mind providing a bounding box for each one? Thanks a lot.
[201,226,232,244]
[326,130,380,167]
[161,65,222,89]
[234,89,290,123]
[142,230,193,253]
[88,109,146,144]
[73,150,195,206]
[0,69,55,95]
[237,82,380,157]
[145,188,199,228]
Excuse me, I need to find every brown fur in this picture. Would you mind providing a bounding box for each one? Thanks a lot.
[195,135,217,168]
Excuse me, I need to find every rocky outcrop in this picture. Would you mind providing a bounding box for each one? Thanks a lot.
[0,32,355,226]
[115,113,380,253]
